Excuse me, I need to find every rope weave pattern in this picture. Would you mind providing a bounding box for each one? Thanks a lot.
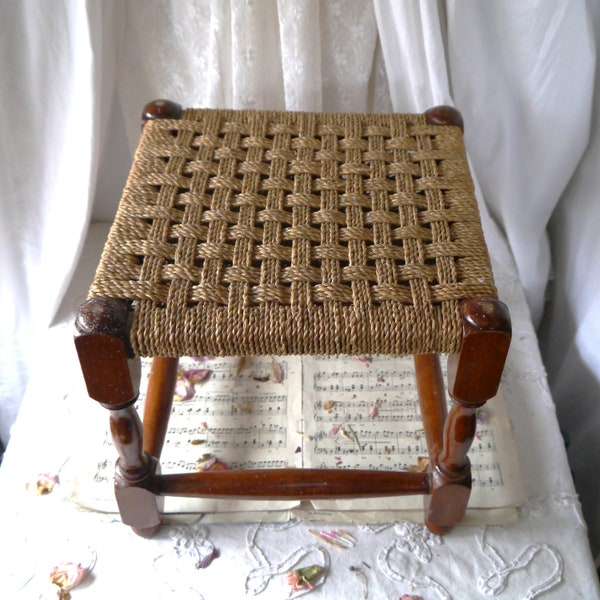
[89,109,497,357]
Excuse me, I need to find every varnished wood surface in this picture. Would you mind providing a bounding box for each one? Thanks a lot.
[110,406,162,533]
[143,357,179,459]
[74,297,136,408]
[414,353,447,458]
[425,457,472,533]
[141,99,183,128]
[438,404,477,473]
[447,298,511,406]
[110,406,149,478]
[154,469,429,500]
[424,105,464,131]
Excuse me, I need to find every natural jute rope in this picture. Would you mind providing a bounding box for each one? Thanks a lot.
[89,109,496,357]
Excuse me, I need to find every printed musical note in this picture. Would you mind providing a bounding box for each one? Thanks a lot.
[81,352,524,517]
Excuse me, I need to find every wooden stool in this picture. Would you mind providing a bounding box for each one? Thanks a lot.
[74,101,510,537]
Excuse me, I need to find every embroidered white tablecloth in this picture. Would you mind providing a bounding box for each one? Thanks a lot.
[1,224,598,599]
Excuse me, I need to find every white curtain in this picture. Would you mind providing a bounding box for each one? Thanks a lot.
[1,0,599,560]
[538,0,600,566]
[0,0,121,446]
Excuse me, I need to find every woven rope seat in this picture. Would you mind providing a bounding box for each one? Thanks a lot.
[89,106,497,359]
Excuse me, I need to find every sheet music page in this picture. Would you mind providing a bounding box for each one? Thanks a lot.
[300,354,526,513]
[66,355,304,514]
[66,353,525,523]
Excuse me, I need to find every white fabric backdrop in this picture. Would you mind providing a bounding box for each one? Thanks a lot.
[1,0,598,562]
[538,0,600,566]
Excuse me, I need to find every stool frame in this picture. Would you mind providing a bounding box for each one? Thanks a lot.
[74,102,511,537]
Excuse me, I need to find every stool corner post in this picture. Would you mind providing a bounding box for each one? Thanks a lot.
[74,297,140,408]
[424,105,464,132]
[448,297,511,405]
[141,99,183,129]
[74,297,161,535]
[424,456,472,535]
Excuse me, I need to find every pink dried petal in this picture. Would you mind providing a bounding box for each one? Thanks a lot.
[27,473,58,495]
[330,424,341,436]
[284,565,322,591]
[369,399,381,418]
[285,570,302,590]
[195,454,229,472]
[174,377,195,401]
[184,368,212,383]
[196,547,220,569]
[49,562,87,591]
[195,455,217,471]
[205,460,228,471]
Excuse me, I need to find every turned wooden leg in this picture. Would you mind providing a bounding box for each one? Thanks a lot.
[74,297,162,537]
[143,357,179,460]
[425,297,511,534]
[414,353,447,459]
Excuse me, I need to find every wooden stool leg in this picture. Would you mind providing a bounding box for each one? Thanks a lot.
[74,297,162,537]
[143,357,179,460]
[415,353,446,459]
[425,297,511,534]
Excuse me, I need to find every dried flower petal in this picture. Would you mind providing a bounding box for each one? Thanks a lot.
[191,356,212,363]
[236,356,248,376]
[407,456,430,473]
[356,355,372,367]
[323,400,336,413]
[205,459,228,471]
[270,357,284,383]
[330,424,341,436]
[27,473,58,495]
[195,454,217,471]
[195,454,228,472]
[400,595,423,600]
[49,562,87,591]
[285,565,323,591]
[184,368,212,384]
[340,424,361,448]
[174,377,195,402]
[196,546,220,569]
[369,399,381,418]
